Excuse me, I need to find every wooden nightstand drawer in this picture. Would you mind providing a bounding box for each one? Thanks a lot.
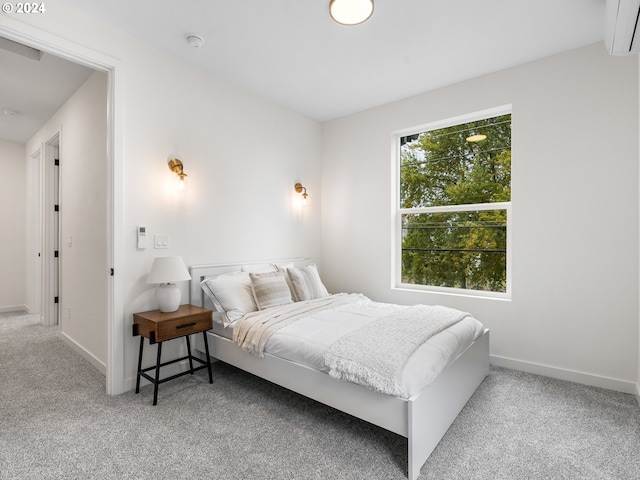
[133,304,213,343]
[156,313,211,342]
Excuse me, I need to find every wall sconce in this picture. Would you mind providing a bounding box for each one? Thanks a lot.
[329,0,374,26]
[295,183,309,206]
[168,156,187,190]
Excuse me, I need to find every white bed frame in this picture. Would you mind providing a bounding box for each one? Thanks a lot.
[189,259,489,480]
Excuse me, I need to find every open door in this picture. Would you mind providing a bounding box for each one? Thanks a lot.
[42,134,60,327]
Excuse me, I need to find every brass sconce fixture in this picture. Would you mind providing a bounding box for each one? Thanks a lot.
[295,183,309,205]
[168,157,187,190]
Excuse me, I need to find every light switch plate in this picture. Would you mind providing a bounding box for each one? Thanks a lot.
[154,234,169,249]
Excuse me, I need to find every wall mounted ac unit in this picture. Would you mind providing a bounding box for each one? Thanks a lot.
[605,0,640,55]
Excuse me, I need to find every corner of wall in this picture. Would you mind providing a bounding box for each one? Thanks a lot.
[58,331,106,375]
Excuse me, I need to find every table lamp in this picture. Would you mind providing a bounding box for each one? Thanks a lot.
[146,256,191,312]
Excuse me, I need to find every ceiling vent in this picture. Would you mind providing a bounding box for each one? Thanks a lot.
[605,0,640,55]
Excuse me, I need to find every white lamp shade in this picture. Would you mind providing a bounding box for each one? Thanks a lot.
[146,256,191,284]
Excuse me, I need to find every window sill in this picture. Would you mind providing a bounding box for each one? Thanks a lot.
[393,284,511,301]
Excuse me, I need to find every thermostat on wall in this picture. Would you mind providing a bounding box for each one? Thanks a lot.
[137,225,147,249]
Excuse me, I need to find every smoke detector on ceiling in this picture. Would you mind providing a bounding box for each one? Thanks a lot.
[186,34,204,48]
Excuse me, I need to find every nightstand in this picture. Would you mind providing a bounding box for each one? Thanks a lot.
[133,304,213,405]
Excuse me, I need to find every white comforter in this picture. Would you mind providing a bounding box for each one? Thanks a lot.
[324,304,471,396]
[231,294,484,399]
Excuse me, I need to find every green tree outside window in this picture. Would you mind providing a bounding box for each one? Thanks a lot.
[399,114,511,293]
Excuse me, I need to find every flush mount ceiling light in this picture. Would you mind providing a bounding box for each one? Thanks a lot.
[329,0,374,26]
[3,107,19,116]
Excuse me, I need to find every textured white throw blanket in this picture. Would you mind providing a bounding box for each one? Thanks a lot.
[233,294,362,356]
[323,305,470,396]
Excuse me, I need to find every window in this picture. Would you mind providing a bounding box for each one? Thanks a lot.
[394,107,511,296]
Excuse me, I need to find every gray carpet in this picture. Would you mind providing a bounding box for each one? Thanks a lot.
[1,312,639,480]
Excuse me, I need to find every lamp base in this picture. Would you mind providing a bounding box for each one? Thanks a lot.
[156,283,181,312]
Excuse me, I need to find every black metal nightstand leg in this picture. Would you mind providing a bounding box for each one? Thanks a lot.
[153,342,162,406]
[135,336,144,394]
[185,335,194,374]
[203,331,213,384]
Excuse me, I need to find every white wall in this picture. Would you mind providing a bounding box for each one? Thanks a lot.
[322,44,639,393]
[120,44,322,387]
[8,5,636,395]
[2,3,322,391]
[26,71,109,370]
[0,139,26,312]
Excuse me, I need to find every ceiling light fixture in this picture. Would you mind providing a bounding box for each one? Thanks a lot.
[3,107,18,116]
[329,0,374,26]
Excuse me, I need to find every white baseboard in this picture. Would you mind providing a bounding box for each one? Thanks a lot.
[58,331,107,376]
[0,305,28,313]
[636,383,640,408]
[490,354,637,395]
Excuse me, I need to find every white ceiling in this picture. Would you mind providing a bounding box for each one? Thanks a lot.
[3,0,607,143]
[0,42,94,144]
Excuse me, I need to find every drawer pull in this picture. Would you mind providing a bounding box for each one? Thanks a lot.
[176,322,197,330]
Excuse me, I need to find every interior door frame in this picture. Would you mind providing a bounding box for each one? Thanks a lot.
[0,17,125,395]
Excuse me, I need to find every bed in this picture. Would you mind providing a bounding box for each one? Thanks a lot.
[189,258,489,480]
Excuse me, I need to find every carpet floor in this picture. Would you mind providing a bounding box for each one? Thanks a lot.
[1,312,639,479]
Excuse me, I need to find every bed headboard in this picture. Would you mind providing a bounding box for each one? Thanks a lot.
[189,258,314,308]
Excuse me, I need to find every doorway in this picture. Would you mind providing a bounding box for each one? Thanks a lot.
[0,19,125,395]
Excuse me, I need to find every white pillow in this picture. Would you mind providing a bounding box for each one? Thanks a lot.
[286,264,329,301]
[201,271,257,325]
[249,271,293,310]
